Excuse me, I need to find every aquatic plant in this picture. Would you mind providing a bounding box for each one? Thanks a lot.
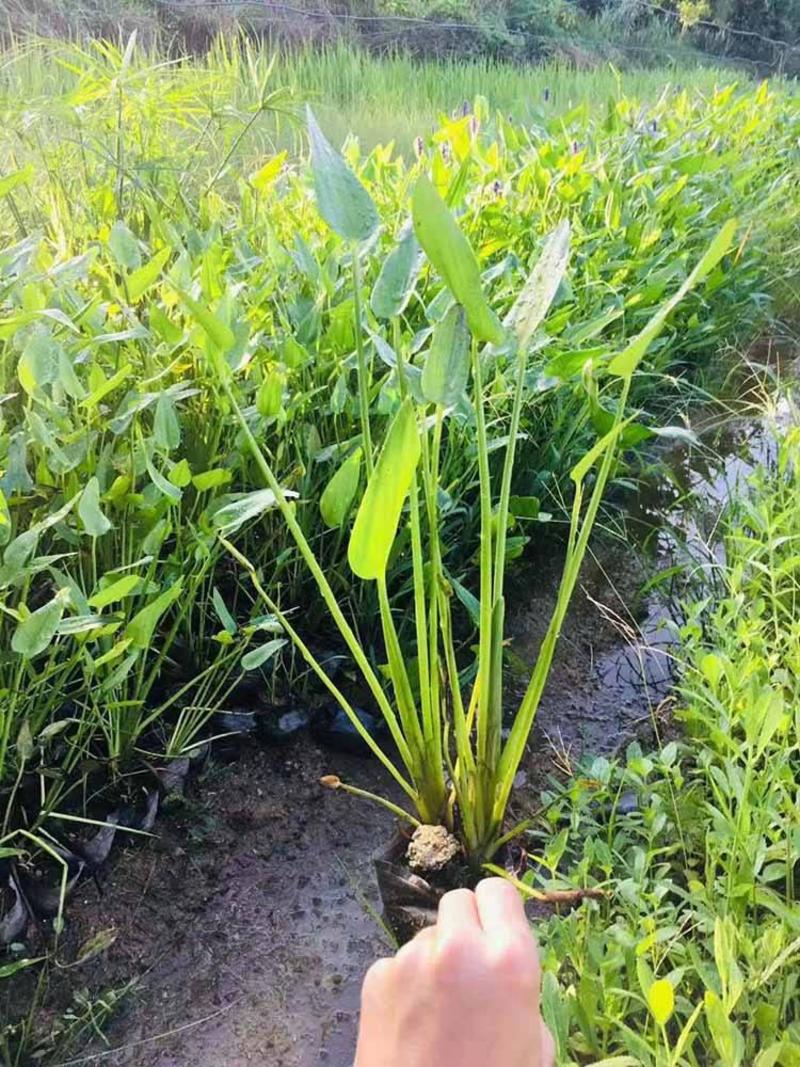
[206,111,737,862]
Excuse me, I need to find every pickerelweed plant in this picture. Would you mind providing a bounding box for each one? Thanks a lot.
[202,111,737,866]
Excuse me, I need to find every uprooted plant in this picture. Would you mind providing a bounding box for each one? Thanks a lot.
[199,111,737,867]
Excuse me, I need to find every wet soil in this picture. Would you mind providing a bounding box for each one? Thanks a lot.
[12,539,665,1067]
[8,350,795,1067]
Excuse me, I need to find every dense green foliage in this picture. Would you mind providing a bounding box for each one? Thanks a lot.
[0,34,799,1062]
[531,415,800,1065]
[0,37,797,823]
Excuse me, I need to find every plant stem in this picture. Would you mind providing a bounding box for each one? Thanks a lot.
[352,249,374,476]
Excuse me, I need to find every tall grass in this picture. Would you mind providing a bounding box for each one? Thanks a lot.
[0,33,755,155]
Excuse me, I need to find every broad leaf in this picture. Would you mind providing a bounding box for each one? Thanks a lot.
[508,219,571,348]
[421,304,470,407]
[174,289,235,355]
[648,979,675,1026]
[154,393,181,452]
[307,106,379,242]
[349,399,420,580]
[609,219,737,379]
[125,580,184,650]
[212,587,237,635]
[12,588,70,658]
[212,489,297,535]
[370,221,422,319]
[79,477,112,537]
[257,371,284,418]
[320,448,362,528]
[0,488,10,547]
[249,151,287,192]
[108,220,141,271]
[128,246,171,302]
[241,637,287,671]
[411,176,503,345]
[88,574,141,610]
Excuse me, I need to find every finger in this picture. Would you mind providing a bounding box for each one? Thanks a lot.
[474,877,531,942]
[394,923,437,967]
[360,956,394,1007]
[540,1020,556,1067]
[436,887,481,937]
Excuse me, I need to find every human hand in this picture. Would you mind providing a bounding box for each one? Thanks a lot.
[355,877,556,1067]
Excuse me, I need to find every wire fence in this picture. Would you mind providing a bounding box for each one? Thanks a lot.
[145,0,800,73]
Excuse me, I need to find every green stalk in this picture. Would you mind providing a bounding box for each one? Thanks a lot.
[424,409,445,782]
[352,250,374,476]
[470,341,496,785]
[323,777,422,828]
[217,370,414,770]
[221,536,419,805]
[492,338,527,601]
[492,378,632,834]
[394,327,434,755]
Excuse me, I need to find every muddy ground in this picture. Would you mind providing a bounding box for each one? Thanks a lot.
[7,535,669,1067]
[10,363,787,1067]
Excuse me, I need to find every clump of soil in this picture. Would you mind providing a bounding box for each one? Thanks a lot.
[406,826,461,873]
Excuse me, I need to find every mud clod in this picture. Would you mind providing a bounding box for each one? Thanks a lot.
[406,825,461,873]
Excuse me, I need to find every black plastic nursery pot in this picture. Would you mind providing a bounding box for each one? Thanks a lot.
[373,826,484,945]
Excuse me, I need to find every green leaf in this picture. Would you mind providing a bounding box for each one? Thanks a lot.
[154,393,181,452]
[348,398,420,580]
[257,370,284,418]
[609,219,737,379]
[18,326,59,396]
[0,958,42,980]
[241,637,287,671]
[128,246,171,302]
[370,220,422,319]
[0,488,10,547]
[570,419,627,484]
[509,495,541,519]
[78,477,112,537]
[307,106,379,242]
[192,468,231,492]
[411,175,503,345]
[648,978,675,1027]
[108,220,142,271]
[585,1059,641,1067]
[146,451,182,503]
[125,580,183,650]
[212,587,237,635]
[714,915,745,1013]
[16,718,33,761]
[321,448,362,529]
[0,165,33,198]
[421,304,470,408]
[508,219,571,349]
[57,350,86,400]
[249,151,287,192]
[212,489,296,535]
[12,588,70,658]
[75,927,118,964]
[704,990,744,1067]
[169,458,192,488]
[88,574,141,610]
[174,289,235,354]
